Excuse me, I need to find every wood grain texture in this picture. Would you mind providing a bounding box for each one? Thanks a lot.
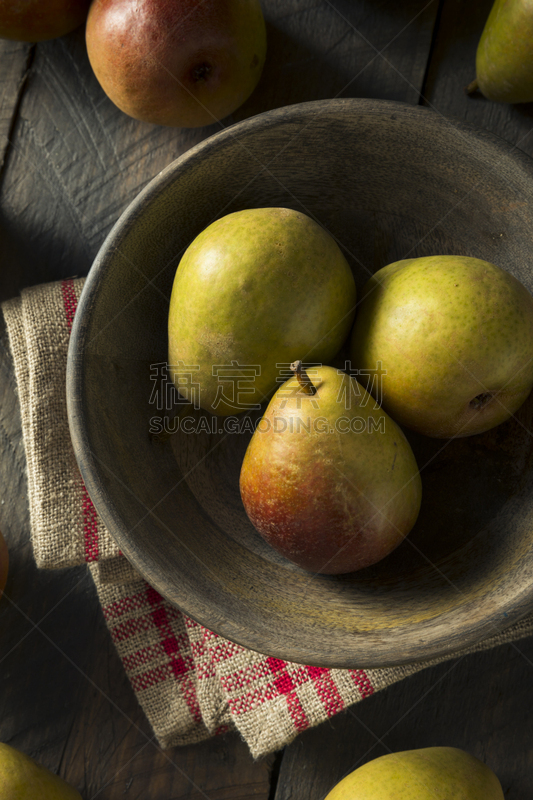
[0,28,215,303]
[0,39,32,172]
[235,0,440,118]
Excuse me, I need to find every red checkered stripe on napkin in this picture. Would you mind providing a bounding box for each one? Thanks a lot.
[199,629,376,756]
[90,565,211,747]
[185,619,233,734]
[1,278,121,569]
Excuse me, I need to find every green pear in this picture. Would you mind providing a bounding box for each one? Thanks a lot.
[324,747,504,800]
[350,255,533,438]
[239,362,421,574]
[0,743,82,799]
[168,208,357,416]
[467,0,533,103]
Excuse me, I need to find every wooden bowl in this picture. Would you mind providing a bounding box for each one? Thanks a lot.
[67,98,533,668]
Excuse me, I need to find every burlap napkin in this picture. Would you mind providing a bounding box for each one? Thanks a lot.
[4,276,533,759]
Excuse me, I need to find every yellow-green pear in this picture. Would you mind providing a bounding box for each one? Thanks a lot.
[0,743,82,799]
[467,0,533,103]
[325,747,504,800]
[168,208,357,416]
[350,255,533,438]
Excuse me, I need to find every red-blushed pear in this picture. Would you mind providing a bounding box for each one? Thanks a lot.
[168,208,357,415]
[0,742,82,799]
[351,255,533,439]
[466,0,533,103]
[0,529,7,597]
[239,362,422,575]
[324,747,504,800]
[0,0,90,41]
[86,0,267,128]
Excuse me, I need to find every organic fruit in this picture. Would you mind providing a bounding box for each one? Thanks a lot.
[467,0,533,103]
[350,255,533,438]
[0,742,82,799]
[324,747,504,800]
[0,0,90,41]
[0,529,8,597]
[168,208,357,415]
[239,362,421,574]
[86,0,267,127]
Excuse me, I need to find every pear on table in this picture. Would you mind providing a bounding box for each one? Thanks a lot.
[86,0,267,127]
[324,747,504,800]
[239,361,422,574]
[467,0,533,103]
[0,743,82,800]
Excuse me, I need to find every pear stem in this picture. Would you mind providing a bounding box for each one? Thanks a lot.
[465,78,479,96]
[290,360,317,395]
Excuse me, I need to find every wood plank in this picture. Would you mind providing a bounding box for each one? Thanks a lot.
[0,39,32,172]
[236,0,440,119]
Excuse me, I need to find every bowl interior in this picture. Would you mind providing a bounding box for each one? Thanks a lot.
[68,98,533,668]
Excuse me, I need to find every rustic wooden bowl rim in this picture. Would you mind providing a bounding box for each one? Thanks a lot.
[67,98,533,668]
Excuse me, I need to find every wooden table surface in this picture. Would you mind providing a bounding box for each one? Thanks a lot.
[1,1,533,797]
